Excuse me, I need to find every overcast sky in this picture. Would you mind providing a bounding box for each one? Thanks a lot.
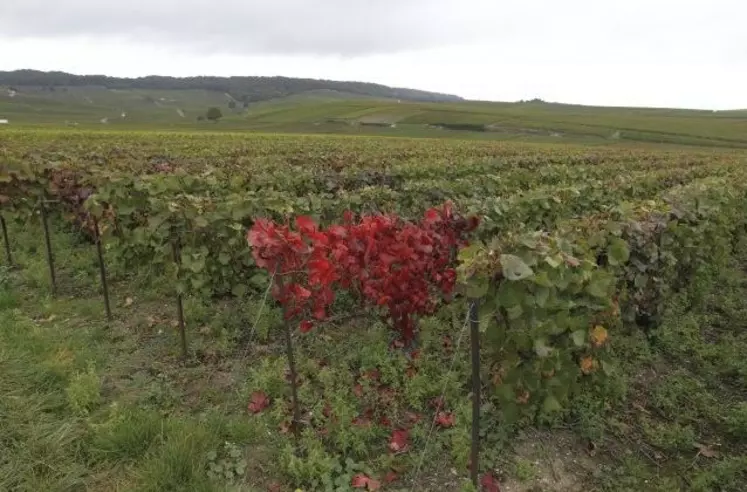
[1,0,745,109]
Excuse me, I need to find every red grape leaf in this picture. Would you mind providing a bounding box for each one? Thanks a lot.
[435,411,456,428]
[388,428,409,453]
[351,474,370,488]
[247,391,269,414]
[353,384,364,397]
[481,472,501,492]
[295,215,317,233]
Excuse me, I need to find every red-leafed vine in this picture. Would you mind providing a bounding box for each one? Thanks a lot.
[247,202,479,344]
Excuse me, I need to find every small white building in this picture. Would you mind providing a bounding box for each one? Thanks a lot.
[0,119,9,124]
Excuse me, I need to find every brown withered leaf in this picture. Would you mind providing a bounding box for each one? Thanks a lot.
[694,442,719,458]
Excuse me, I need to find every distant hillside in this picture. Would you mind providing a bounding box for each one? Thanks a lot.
[2,72,746,149]
[232,98,747,147]
[0,70,462,104]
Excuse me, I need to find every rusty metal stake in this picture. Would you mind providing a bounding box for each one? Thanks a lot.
[93,217,112,321]
[172,238,188,360]
[40,200,57,294]
[283,318,302,450]
[1,215,11,267]
[469,299,481,488]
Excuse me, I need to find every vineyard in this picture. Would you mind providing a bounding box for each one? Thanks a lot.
[2,129,747,491]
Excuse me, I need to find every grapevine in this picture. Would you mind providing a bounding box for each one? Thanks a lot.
[247,203,479,345]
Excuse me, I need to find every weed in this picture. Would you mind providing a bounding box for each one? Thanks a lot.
[279,435,340,489]
[66,362,102,415]
[91,405,164,463]
[0,266,17,309]
[641,419,697,454]
[134,422,216,492]
[688,456,747,492]
[205,441,247,484]
[513,458,537,482]
[281,439,372,492]
[724,403,747,440]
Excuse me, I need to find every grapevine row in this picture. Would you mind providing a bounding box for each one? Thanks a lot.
[2,133,747,489]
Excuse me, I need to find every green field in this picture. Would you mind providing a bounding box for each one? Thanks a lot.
[1,128,747,492]
[2,84,747,147]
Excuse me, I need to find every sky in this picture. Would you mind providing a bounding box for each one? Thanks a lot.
[1,0,745,109]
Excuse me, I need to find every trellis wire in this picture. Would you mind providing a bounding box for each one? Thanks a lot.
[239,271,276,361]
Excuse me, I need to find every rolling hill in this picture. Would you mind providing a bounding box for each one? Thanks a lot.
[0,70,461,104]
[1,70,747,148]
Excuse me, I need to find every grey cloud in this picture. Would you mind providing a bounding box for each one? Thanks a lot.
[1,0,744,61]
[0,0,494,56]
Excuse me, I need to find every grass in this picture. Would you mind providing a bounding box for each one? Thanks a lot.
[580,246,747,491]
[1,206,746,490]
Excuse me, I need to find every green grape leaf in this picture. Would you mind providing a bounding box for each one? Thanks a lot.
[542,395,563,414]
[571,329,586,347]
[231,284,248,297]
[607,237,630,266]
[501,254,534,281]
